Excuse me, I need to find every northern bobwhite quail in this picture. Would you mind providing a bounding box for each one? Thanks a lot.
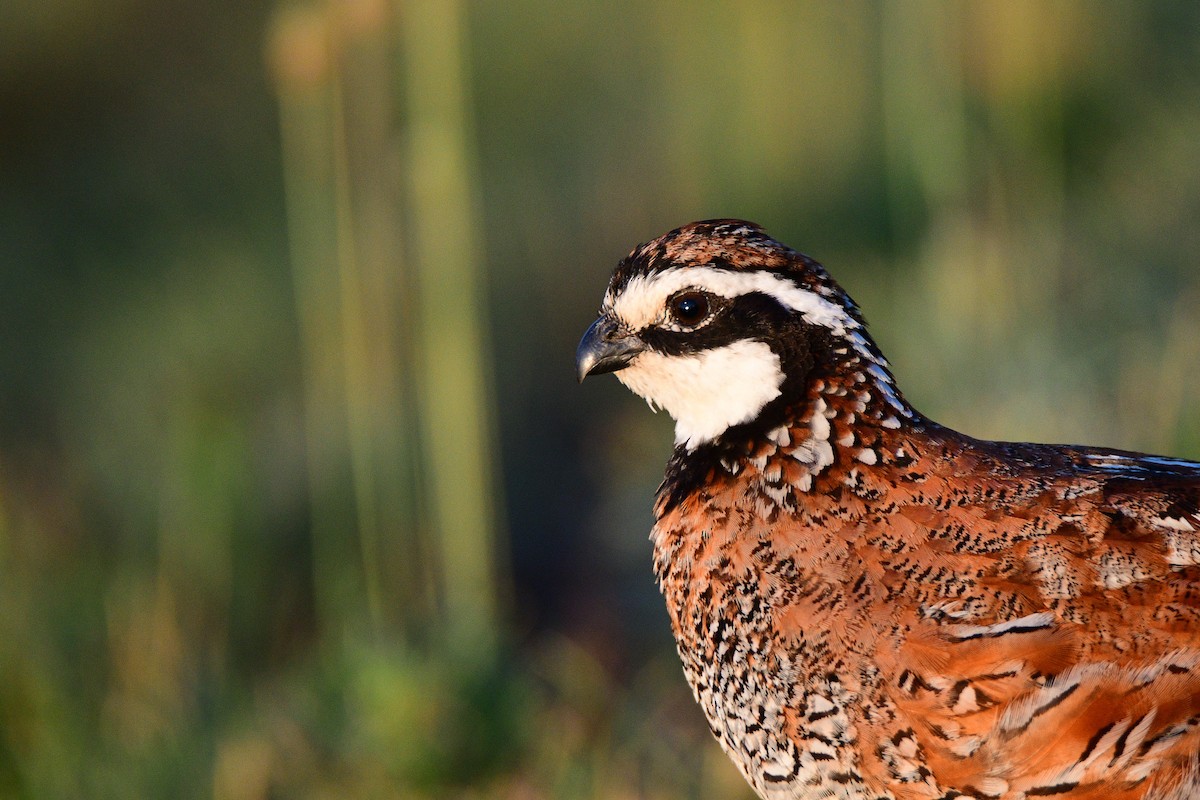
[576,220,1200,800]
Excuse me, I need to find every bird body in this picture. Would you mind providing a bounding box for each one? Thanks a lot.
[577,221,1200,799]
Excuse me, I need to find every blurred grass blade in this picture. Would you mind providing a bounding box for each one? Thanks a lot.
[272,4,366,640]
[401,0,504,653]
[330,0,429,638]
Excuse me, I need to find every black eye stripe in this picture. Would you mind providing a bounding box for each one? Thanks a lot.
[640,291,795,356]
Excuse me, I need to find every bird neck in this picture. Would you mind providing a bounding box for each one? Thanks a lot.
[655,338,921,517]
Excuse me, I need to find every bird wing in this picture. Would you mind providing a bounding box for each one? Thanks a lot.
[866,440,1200,798]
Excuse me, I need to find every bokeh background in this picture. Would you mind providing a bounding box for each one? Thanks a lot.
[3,1,1200,798]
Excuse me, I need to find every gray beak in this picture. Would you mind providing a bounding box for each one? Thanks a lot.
[576,315,645,382]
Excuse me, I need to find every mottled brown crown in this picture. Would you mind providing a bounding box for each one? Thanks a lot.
[609,219,869,328]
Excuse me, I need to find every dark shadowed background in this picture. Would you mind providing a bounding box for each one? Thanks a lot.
[3,1,1200,797]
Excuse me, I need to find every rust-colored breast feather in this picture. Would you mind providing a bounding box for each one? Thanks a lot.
[653,399,1200,799]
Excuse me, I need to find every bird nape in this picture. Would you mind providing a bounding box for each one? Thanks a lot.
[577,219,1200,800]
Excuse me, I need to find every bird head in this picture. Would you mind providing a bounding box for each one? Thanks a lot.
[577,220,901,451]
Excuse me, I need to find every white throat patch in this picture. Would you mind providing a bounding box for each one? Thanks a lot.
[616,340,784,450]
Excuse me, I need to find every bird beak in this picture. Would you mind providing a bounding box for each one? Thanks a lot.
[576,315,645,382]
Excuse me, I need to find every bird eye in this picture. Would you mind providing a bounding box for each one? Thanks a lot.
[668,292,711,327]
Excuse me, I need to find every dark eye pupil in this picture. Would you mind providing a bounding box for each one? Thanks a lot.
[672,294,708,324]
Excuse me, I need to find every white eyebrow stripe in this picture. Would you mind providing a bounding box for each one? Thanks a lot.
[606,267,859,334]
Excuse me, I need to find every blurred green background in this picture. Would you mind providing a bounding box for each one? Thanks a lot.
[2,1,1200,797]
